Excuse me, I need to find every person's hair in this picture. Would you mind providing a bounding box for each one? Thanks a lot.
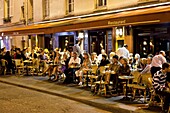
[73,51,78,55]
[159,50,165,55]
[91,52,97,55]
[122,58,128,64]
[123,44,128,48]
[113,55,119,60]
[147,54,153,58]
[162,63,169,70]
[102,54,107,59]
[5,51,10,56]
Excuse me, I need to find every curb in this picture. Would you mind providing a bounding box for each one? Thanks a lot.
[0,79,135,113]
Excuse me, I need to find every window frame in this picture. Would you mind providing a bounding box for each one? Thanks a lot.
[43,0,50,19]
[96,0,107,8]
[66,0,74,14]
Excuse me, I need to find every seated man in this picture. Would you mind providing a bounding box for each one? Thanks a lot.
[153,63,170,113]
[68,52,81,83]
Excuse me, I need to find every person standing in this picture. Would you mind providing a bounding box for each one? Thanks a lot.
[116,44,129,59]
[150,50,167,77]
[152,63,170,113]
[73,39,83,64]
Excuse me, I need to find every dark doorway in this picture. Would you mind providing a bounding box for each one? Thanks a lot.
[133,24,170,57]
[44,34,52,50]
[89,30,106,55]
[59,35,74,51]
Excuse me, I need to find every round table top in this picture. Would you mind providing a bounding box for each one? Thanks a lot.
[104,66,109,68]
[24,60,32,63]
[119,76,134,80]
[49,64,60,66]
[111,71,116,74]
[83,68,92,71]
[69,65,80,69]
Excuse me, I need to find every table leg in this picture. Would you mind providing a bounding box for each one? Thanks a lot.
[86,72,89,87]
[121,79,131,101]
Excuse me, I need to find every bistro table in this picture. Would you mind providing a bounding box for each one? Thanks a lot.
[83,68,92,87]
[23,60,33,76]
[119,75,134,100]
[69,65,80,83]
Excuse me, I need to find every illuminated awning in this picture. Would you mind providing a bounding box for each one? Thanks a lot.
[1,4,170,36]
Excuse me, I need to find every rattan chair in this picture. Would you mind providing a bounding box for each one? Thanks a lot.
[13,59,24,75]
[94,67,111,96]
[148,77,164,109]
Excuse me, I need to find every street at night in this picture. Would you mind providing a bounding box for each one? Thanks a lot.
[0,82,110,113]
[1,0,170,112]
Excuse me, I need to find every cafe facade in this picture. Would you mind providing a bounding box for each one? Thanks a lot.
[1,2,170,55]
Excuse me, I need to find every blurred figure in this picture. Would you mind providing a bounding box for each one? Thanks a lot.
[91,52,99,65]
[4,51,15,74]
[151,50,167,77]
[140,57,152,74]
[116,44,129,59]
[75,52,91,86]
[109,52,116,62]
[98,49,106,62]
[119,58,131,76]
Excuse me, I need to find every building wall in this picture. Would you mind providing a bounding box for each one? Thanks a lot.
[0,0,4,25]
[33,0,43,22]
[12,0,24,23]
[74,0,95,15]
[50,0,65,19]
[1,0,167,26]
[107,0,138,9]
[12,36,28,49]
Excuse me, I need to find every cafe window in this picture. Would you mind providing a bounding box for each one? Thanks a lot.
[28,0,33,21]
[66,0,74,14]
[96,0,107,8]
[20,5,25,21]
[3,0,13,23]
[43,0,50,19]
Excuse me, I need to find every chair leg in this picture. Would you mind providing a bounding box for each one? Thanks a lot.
[133,89,136,100]
[4,68,7,75]
[144,90,147,103]
[123,86,126,96]
[104,85,107,96]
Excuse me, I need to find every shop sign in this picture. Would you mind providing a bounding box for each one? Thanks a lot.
[108,20,126,25]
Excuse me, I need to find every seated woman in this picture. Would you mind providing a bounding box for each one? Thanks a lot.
[41,51,60,77]
[75,52,91,86]
[91,52,99,65]
[118,58,131,91]
[119,58,131,76]
[93,54,110,95]
[50,61,66,81]
[97,54,110,75]
[140,57,152,75]
[132,53,145,71]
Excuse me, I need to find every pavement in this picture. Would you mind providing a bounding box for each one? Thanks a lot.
[0,75,161,113]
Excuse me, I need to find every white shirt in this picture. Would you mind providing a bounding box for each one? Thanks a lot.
[69,57,81,65]
[73,44,82,55]
[140,64,151,74]
[116,47,129,59]
[151,54,166,68]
